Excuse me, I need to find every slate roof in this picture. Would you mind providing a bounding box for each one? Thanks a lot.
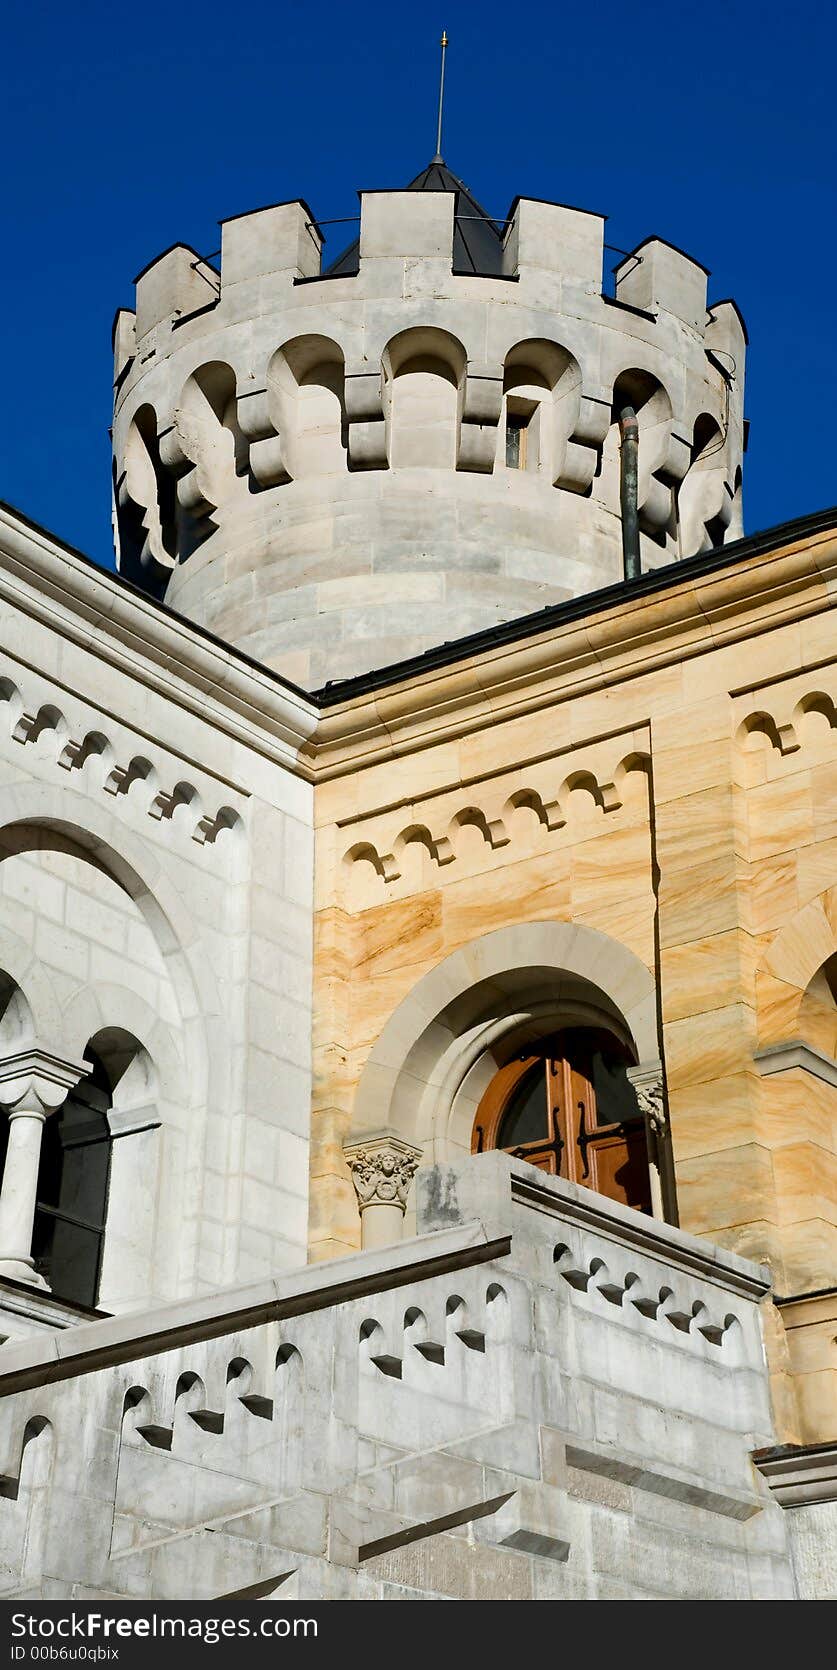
[324,160,507,277]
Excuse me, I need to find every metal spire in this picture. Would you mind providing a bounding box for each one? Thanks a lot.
[432,31,448,163]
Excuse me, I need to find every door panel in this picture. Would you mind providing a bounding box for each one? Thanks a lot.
[585,1124,652,1213]
[512,1145,559,1175]
[473,1029,653,1215]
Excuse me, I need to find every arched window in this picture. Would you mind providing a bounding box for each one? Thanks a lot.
[30,1050,113,1308]
[500,339,580,480]
[471,1028,652,1213]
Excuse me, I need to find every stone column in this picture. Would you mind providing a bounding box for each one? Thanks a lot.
[0,1047,90,1287]
[627,1063,668,1223]
[343,1129,423,1251]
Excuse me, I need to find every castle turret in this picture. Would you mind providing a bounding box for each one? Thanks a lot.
[112,161,746,689]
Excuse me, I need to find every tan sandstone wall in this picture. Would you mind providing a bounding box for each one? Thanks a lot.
[308,523,837,1443]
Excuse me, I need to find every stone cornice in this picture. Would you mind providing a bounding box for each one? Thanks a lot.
[773,1286,837,1327]
[106,1102,163,1139]
[0,1279,105,1330]
[307,517,837,779]
[314,507,837,701]
[0,1219,509,1396]
[0,503,318,775]
[3,500,835,786]
[753,1041,837,1088]
[752,1442,837,1508]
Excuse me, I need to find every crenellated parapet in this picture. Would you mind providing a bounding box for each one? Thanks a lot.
[111,165,747,687]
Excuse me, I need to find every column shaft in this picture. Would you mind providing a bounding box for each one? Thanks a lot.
[0,1107,47,1284]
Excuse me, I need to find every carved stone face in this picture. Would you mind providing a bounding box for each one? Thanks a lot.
[344,1137,422,1214]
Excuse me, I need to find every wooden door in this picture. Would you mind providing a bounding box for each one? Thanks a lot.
[472,1030,652,1213]
[471,1048,566,1175]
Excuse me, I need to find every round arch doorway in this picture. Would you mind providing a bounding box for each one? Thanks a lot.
[471,1027,653,1214]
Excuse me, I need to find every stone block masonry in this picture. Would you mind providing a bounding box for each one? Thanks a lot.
[112,170,745,687]
[0,1161,803,1600]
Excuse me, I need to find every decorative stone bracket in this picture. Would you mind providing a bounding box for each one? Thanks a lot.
[458,364,503,474]
[753,1041,837,1088]
[627,1063,667,1137]
[344,1128,423,1250]
[344,370,389,470]
[637,427,692,535]
[555,393,610,494]
[626,1062,667,1222]
[236,386,290,488]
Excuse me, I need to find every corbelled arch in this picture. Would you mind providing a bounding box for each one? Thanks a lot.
[500,337,582,483]
[118,400,178,585]
[352,921,658,1165]
[758,887,837,1049]
[382,326,467,472]
[0,785,218,1099]
[0,790,223,1303]
[60,982,186,1105]
[0,923,62,1050]
[266,334,348,481]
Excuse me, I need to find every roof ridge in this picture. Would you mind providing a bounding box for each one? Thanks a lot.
[407,159,503,224]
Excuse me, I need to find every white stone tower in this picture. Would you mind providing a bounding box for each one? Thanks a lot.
[112,161,747,688]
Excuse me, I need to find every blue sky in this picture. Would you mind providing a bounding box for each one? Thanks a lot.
[1,0,833,569]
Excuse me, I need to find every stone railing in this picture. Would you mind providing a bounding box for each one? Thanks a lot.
[0,1157,796,1601]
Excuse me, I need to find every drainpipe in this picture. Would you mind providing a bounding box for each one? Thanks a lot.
[619,405,641,582]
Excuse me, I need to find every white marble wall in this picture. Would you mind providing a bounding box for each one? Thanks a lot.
[0,1159,807,1600]
[0,506,317,1308]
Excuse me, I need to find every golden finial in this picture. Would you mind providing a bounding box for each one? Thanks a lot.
[434,31,449,162]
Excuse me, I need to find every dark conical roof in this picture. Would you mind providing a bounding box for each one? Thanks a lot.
[324,160,507,277]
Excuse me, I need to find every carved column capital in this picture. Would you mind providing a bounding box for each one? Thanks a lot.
[343,1129,423,1249]
[0,1044,91,1118]
[344,1130,422,1209]
[0,1044,91,1288]
[626,1063,667,1137]
[626,1061,668,1224]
